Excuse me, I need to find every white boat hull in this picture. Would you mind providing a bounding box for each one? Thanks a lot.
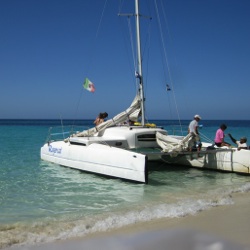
[41,141,148,183]
[161,148,250,174]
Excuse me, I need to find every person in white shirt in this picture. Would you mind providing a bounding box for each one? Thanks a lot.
[228,134,248,150]
[188,114,202,151]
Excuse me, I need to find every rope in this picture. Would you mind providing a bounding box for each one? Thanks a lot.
[199,132,214,143]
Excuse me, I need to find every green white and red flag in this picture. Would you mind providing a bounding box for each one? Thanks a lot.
[83,78,95,93]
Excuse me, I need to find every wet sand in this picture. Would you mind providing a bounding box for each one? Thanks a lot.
[7,192,250,250]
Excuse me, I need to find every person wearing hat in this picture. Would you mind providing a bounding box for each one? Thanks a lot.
[228,133,248,150]
[188,114,202,151]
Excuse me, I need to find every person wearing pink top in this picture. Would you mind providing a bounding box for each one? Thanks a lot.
[214,124,231,147]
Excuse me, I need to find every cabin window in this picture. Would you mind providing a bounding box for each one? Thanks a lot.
[137,134,156,141]
[70,141,86,146]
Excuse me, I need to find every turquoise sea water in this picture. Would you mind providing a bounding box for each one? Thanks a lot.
[1,119,250,249]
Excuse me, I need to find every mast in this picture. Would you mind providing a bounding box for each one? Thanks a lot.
[135,0,145,126]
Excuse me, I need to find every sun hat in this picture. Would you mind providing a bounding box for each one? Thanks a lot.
[194,114,201,119]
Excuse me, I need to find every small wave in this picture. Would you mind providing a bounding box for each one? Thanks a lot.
[234,182,250,193]
[0,194,235,249]
[84,195,234,234]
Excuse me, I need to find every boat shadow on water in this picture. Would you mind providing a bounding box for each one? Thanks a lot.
[146,159,248,186]
[147,161,194,186]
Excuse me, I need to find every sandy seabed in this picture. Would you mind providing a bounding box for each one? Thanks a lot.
[7,192,250,250]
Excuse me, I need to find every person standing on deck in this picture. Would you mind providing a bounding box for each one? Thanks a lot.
[188,114,202,151]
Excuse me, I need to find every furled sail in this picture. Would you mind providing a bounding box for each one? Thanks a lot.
[72,94,141,137]
[156,132,194,157]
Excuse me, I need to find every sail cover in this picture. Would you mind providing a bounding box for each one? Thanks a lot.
[73,94,141,137]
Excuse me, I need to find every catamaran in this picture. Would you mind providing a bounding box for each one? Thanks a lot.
[41,0,250,183]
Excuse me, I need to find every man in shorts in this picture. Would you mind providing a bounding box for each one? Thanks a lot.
[188,114,202,151]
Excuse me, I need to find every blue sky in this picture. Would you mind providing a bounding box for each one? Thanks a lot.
[0,0,249,120]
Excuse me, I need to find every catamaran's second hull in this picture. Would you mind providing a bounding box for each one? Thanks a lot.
[41,141,148,183]
[161,148,250,174]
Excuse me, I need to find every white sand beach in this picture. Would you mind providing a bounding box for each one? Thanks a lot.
[8,191,250,250]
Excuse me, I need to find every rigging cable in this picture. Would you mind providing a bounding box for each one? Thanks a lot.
[87,0,108,73]
[142,18,153,123]
[118,1,153,123]
[130,12,153,123]
[118,0,140,95]
[73,0,108,122]
[127,17,137,84]
[154,0,183,134]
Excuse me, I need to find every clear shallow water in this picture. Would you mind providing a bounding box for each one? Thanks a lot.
[0,119,250,248]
